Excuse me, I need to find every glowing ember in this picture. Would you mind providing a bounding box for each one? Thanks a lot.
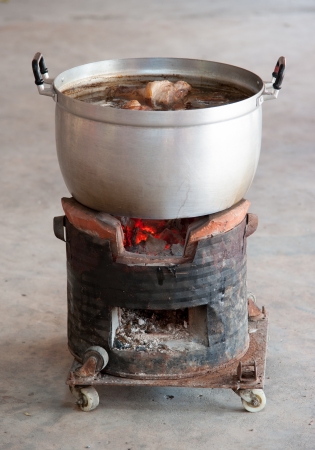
[118,217,194,256]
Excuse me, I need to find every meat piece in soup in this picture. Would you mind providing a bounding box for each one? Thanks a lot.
[144,80,191,109]
[122,100,152,110]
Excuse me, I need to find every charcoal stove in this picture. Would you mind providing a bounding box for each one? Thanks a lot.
[31,52,285,413]
[54,197,268,412]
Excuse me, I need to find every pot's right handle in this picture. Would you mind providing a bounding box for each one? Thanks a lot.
[32,52,56,99]
[272,56,286,90]
[257,56,286,105]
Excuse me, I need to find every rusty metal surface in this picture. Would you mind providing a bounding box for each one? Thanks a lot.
[248,298,264,317]
[61,197,253,266]
[237,360,258,382]
[248,298,266,321]
[65,216,249,310]
[66,217,249,377]
[74,356,98,378]
[53,216,66,242]
[66,315,268,390]
[244,213,258,238]
[104,339,249,380]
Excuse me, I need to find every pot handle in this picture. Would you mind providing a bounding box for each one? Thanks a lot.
[272,56,286,90]
[257,56,286,105]
[32,52,56,99]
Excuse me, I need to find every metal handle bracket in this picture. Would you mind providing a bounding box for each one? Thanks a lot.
[53,216,66,242]
[32,52,56,100]
[245,213,258,238]
[257,56,286,106]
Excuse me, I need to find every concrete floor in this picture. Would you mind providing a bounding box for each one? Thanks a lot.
[1,0,315,448]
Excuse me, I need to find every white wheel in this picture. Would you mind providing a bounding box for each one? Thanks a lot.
[240,389,266,412]
[78,386,99,412]
[84,346,109,371]
[69,386,99,412]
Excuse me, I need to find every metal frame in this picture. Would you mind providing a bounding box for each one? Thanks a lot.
[66,315,268,392]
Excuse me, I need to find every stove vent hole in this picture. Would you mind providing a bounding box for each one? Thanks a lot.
[111,305,208,351]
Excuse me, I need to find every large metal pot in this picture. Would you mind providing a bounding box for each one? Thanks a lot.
[32,54,285,219]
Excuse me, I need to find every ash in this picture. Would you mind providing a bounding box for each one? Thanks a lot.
[114,308,190,352]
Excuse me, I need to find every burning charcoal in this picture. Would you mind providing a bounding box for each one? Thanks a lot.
[138,318,146,326]
[171,243,184,256]
[145,234,167,254]
[158,228,184,246]
[138,219,164,232]
[119,217,134,228]
[118,216,192,254]
[133,227,150,246]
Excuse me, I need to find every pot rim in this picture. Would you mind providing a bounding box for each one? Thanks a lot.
[53,57,264,127]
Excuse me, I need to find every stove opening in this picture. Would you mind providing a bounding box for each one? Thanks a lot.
[111,305,208,352]
[118,217,196,256]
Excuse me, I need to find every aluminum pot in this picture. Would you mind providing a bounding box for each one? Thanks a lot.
[32,54,285,219]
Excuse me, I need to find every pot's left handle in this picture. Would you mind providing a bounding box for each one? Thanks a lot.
[32,52,56,99]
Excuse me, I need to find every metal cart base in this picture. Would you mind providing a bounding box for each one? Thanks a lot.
[67,314,268,412]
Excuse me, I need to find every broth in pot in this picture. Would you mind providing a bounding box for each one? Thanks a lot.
[63,76,252,111]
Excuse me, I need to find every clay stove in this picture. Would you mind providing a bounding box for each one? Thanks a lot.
[54,197,268,412]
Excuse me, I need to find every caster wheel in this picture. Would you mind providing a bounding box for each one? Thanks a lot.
[69,385,82,400]
[78,387,99,412]
[239,389,266,413]
[69,386,99,412]
[84,346,109,371]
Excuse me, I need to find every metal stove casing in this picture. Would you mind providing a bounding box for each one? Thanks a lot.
[54,197,258,379]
